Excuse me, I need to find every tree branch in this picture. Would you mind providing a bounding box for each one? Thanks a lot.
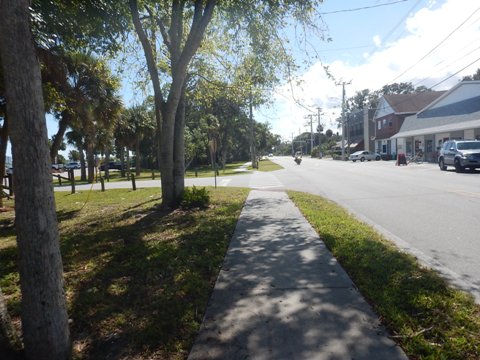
[145,4,171,51]
[129,0,164,131]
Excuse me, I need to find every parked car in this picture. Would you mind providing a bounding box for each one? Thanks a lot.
[65,162,80,170]
[438,139,480,172]
[349,150,381,162]
[52,163,64,171]
[100,161,123,171]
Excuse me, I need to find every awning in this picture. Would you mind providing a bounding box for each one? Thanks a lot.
[391,119,480,139]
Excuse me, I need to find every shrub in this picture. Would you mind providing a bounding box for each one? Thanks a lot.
[181,186,210,208]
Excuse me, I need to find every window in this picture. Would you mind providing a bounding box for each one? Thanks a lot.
[383,119,387,126]
[377,121,381,130]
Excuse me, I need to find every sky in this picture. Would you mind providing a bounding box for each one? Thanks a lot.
[257,0,480,140]
[42,0,480,159]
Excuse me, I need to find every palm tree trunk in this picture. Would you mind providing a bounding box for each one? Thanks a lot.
[85,140,95,184]
[104,147,110,180]
[0,2,71,359]
[50,111,70,163]
[135,136,141,176]
[79,146,87,182]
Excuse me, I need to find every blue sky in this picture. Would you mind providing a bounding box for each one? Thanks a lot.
[45,0,480,158]
[258,0,480,139]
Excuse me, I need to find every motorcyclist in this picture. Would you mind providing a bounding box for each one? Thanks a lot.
[294,151,302,164]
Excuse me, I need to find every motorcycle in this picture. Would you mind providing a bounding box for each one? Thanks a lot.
[294,156,302,165]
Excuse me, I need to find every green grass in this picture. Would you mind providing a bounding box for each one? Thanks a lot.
[288,191,480,360]
[255,159,283,172]
[0,187,249,359]
[4,187,477,359]
[184,161,249,178]
[53,162,255,187]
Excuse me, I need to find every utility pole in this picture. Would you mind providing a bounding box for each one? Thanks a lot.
[291,132,294,155]
[317,107,322,156]
[304,114,314,156]
[336,80,351,160]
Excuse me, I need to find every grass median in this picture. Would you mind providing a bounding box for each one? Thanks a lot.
[289,190,480,360]
[0,187,249,359]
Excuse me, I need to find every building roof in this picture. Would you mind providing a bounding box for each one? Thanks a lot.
[391,111,480,138]
[392,81,480,139]
[383,91,446,114]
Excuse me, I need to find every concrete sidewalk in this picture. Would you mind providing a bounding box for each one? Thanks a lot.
[188,190,407,360]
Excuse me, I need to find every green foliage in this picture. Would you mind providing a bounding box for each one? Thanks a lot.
[31,1,131,55]
[181,186,210,209]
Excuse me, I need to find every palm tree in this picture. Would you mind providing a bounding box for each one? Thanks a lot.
[65,130,87,181]
[120,104,155,176]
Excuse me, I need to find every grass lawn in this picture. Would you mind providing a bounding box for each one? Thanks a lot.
[52,161,262,188]
[3,187,478,359]
[289,191,480,360]
[255,159,283,172]
[0,187,249,359]
[53,160,283,188]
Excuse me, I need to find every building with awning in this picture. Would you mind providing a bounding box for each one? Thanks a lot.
[391,81,480,162]
[372,90,446,157]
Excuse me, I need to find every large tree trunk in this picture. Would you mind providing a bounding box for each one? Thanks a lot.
[0,1,71,359]
[0,113,9,208]
[130,0,215,208]
[173,84,186,198]
[160,105,176,207]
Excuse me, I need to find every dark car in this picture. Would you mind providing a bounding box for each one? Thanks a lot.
[100,161,123,171]
[438,139,480,172]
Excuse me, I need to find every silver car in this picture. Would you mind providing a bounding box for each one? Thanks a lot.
[438,140,480,172]
[349,150,381,162]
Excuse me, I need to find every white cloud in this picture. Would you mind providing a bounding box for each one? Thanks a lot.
[261,0,480,139]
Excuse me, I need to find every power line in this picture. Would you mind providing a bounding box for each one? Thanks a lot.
[320,0,408,15]
[389,6,480,84]
[412,43,480,88]
[430,56,480,89]
[381,0,424,45]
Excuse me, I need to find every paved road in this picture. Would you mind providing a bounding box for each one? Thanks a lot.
[56,157,480,302]
[272,156,480,303]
